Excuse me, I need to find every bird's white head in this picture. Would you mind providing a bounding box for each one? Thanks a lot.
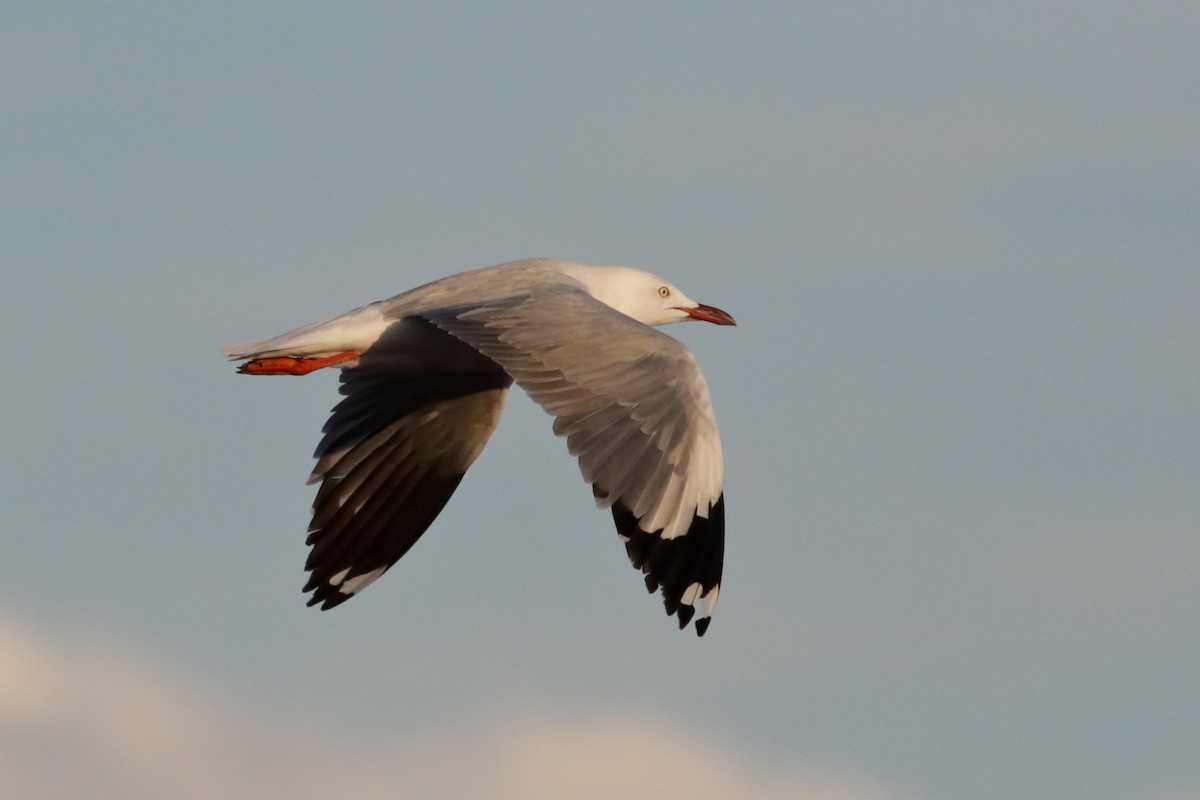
[567,265,737,328]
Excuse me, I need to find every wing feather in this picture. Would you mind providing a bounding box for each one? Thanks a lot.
[420,287,725,634]
[302,331,512,610]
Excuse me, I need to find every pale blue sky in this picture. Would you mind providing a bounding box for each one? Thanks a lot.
[4,3,1198,799]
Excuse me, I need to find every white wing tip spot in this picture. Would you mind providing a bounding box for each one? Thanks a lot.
[330,566,386,595]
[700,584,720,618]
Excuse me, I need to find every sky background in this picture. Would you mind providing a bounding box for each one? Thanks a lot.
[3,3,1198,798]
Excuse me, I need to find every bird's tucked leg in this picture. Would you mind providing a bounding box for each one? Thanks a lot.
[237,351,360,375]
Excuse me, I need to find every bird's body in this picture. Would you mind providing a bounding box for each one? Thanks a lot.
[224,258,734,635]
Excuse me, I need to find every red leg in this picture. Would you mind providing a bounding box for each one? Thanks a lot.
[237,351,360,376]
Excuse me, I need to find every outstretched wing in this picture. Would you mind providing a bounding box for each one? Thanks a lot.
[303,325,512,609]
[420,288,725,635]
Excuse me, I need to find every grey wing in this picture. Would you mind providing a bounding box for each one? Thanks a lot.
[421,289,725,635]
[303,331,511,609]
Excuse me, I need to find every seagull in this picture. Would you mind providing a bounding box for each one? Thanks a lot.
[223,259,735,635]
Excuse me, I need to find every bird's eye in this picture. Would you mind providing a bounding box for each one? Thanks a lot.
[658,286,670,298]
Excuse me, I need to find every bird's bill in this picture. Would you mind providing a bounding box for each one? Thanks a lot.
[679,303,737,326]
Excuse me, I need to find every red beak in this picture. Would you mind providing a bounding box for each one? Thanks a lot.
[678,303,737,326]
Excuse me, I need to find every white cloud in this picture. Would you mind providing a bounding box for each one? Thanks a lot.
[0,610,899,800]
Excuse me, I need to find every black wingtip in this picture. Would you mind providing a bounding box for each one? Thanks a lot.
[676,604,695,630]
[304,580,353,611]
[612,494,725,636]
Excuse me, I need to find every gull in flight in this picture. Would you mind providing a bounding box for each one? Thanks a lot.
[223,259,735,635]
